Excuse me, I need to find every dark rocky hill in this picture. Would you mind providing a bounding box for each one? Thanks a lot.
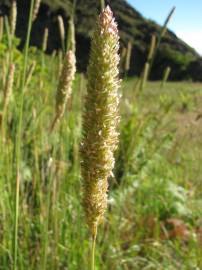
[0,0,201,80]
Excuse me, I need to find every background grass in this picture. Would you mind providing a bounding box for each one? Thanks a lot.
[0,41,202,269]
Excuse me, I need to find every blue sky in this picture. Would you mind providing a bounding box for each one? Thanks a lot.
[127,0,202,55]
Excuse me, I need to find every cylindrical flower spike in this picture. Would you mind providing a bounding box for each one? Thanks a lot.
[50,50,76,131]
[10,0,17,36]
[32,0,41,21]
[81,6,120,237]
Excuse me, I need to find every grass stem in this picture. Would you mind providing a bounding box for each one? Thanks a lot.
[91,228,97,270]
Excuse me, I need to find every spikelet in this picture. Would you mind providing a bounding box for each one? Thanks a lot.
[33,0,41,21]
[67,18,75,53]
[10,0,17,36]
[0,17,4,41]
[57,15,65,49]
[42,27,49,52]
[50,50,76,131]
[125,41,132,73]
[3,63,15,113]
[81,6,120,237]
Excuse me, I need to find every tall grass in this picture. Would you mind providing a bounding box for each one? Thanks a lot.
[14,0,35,268]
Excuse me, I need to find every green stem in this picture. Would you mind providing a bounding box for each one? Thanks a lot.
[100,0,105,11]
[13,1,35,269]
[91,228,97,270]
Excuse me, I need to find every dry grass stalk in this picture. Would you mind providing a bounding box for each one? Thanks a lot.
[50,50,76,131]
[10,0,17,36]
[32,0,41,21]
[81,6,120,238]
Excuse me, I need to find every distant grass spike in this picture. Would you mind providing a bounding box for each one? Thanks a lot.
[50,50,76,132]
[161,66,171,89]
[42,27,49,52]
[10,0,17,36]
[147,34,156,63]
[140,62,150,91]
[125,41,132,75]
[57,15,65,52]
[3,63,15,113]
[25,61,36,88]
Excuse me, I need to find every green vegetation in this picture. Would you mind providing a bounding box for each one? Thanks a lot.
[0,2,202,270]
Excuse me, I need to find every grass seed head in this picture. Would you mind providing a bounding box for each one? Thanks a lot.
[3,63,15,112]
[125,41,132,72]
[147,34,156,63]
[10,0,17,36]
[81,5,120,237]
[42,27,49,52]
[51,50,76,131]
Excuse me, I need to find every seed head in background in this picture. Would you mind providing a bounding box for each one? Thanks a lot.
[3,63,15,113]
[32,0,41,21]
[50,50,76,132]
[81,5,121,238]
[10,0,17,36]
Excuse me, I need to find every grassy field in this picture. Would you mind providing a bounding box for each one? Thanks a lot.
[1,61,202,269]
[0,2,202,269]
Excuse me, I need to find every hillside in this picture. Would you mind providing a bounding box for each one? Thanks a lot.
[0,0,201,80]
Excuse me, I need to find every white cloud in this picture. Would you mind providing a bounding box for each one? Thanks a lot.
[177,31,202,56]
